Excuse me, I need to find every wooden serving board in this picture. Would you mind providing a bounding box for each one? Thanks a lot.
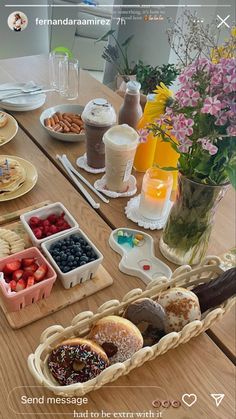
[0,201,113,329]
[0,265,113,329]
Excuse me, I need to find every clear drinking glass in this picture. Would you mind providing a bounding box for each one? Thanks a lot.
[59,58,79,100]
[49,51,68,91]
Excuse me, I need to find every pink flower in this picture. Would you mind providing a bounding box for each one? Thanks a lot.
[138,129,149,143]
[223,73,236,94]
[197,138,218,155]
[171,114,194,141]
[201,96,222,115]
[227,125,236,136]
[215,112,228,126]
[179,89,200,107]
[178,139,193,153]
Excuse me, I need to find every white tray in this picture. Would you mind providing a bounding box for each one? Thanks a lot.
[109,228,172,284]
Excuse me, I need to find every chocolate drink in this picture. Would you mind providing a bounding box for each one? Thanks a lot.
[81,98,116,169]
[118,80,143,129]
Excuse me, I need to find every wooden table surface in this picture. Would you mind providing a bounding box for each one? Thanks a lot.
[0,55,235,419]
[1,54,235,355]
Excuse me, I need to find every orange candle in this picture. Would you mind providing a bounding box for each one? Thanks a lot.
[139,168,173,220]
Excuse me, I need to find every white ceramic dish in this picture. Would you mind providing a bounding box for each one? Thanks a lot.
[40,104,85,142]
[109,228,172,285]
[0,82,46,111]
[20,202,78,247]
[41,228,103,289]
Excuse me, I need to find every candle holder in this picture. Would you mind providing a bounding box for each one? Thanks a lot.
[125,168,173,230]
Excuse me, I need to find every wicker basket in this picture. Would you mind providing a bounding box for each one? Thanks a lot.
[28,256,236,396]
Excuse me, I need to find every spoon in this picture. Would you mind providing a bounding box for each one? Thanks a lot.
[0,81,42,94]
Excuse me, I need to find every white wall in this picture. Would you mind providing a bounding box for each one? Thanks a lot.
[0,0,50,59]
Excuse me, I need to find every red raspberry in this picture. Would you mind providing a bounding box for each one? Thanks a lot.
[29,216,41,228]
[33,227,43,239]
[49,224,58,234]
[47,214,58,224]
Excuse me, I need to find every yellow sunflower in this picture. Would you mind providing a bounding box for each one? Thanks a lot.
[145,82,173,120]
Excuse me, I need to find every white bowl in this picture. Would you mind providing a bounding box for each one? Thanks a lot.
[20,202,78,247]
[40,104,85,142]
[41,228,103,289]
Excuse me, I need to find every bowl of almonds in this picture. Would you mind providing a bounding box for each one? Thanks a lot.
[40,104,85,142]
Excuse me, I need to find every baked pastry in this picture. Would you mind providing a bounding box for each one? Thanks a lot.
[0,228,25,258]
[0,112,8,128]
[158,287,201,333]
[0,157,26,196]
[123,298,167,346]
[192,268,236,313]
[88,315,143,364]
[47,337,109,385]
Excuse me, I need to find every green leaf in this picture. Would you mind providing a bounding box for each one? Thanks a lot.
[96,29,116,43]
[225,164,236,189]
[121,35,134,47]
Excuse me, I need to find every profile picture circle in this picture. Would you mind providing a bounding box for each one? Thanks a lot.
[8,11,28,32]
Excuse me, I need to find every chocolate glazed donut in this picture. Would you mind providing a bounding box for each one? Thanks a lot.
[192,267,236,313]
[47,338,109,385]
[124,298,167,346]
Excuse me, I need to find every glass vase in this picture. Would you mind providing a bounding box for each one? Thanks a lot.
[159,173,229,265]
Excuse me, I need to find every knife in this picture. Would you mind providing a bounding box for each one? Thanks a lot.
[0,89,55,101]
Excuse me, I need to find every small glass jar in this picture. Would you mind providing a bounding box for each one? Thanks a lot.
[139,167,173,220]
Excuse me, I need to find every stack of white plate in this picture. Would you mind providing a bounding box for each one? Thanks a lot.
[0,82,46,112]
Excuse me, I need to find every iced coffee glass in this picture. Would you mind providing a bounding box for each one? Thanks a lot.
[81,98,116,169]
[103,124,139,192]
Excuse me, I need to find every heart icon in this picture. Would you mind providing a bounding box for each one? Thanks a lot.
[182,393,197,407]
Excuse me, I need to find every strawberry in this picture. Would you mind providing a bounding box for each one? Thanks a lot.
[22,271,33,281]
[22,258,35,267]
[26,276,35,288]
[23,263,38,273]
[9,280,17,291]
[12,269,24,281]
[3,260,21,274]
[34,264,48,282]
[15,279,26,292]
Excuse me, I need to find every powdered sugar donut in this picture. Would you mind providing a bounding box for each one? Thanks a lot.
[158,287,201,333]
[47,337,109,385]
[88,315,143,364]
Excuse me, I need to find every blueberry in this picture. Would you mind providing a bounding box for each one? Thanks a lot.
[61,245,67,251]
[61,253,67,261]
[79,261,87,266]
[68,261,74,267]
[62,266,70,273]
[61,260,66,266]
[73,236,80,243]
[68,255,74,262]
[55,255,61,262]
[80,256,89,263]
[85,245,92,252]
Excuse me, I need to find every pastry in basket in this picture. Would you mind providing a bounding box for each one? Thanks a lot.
[158,287,201,333]
[47,338,109,385]
[0,157,26,196]
[88,315,143,364]
[0,228,25,258]
[192,268,236,313]
[123,298,167,346]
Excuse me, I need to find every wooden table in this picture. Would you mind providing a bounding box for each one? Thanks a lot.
[0,55,235,419]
